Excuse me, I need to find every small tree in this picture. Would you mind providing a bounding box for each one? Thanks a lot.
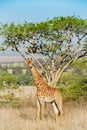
[0,16,87,87]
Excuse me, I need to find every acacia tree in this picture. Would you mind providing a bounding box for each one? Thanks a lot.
[0,16,87,87]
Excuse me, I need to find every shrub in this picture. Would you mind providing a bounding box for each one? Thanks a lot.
[0,70,18,89]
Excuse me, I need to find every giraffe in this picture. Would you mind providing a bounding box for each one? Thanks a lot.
[27,58,63,121]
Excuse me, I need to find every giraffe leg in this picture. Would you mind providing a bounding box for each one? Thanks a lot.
[40,100,45,119]
[36,99,40,120]
[52,102,59,121]
[55,97,63,115]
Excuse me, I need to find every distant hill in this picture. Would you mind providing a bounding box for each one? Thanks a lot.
[0,56,25,63]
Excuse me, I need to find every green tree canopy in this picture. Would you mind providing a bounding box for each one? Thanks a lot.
[0,16,87,86]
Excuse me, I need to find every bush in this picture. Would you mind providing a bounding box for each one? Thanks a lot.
[17,73,34,86]
[58,71,87,103]
[0,70,35,89]
[0,70,18,89]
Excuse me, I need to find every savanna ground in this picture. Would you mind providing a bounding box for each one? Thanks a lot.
[0,86,87,130]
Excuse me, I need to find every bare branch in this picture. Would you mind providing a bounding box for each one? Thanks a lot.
[23,46,50,82]
[55,54,79,84]
[78,51,87,59]
[40,53,51,70]
[56,59,73,84]
[14,45,27,62]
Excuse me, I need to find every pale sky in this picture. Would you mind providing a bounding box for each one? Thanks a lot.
[0,0,87,24]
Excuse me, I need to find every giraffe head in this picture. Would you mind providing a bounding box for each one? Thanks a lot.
[27,58,33,68]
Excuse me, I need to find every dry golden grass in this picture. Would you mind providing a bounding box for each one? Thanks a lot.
[0,86,87,130]
[0,101,87,130]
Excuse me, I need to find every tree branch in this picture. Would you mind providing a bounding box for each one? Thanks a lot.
[24,46,50,82]
[78,51,87,59]
[55,59,73,84]
[14,44,27,62]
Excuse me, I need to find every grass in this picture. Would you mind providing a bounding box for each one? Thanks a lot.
[0,102,87,130]
[0,86,87,130]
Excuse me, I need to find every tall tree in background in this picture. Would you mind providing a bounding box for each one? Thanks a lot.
[0,16,87,87]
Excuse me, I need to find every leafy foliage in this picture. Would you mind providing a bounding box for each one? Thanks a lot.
[71,57,87,70]
[1,16,87,55]
[60,74,87,102]
[0,16,87,86]
[0,70,34,89]
[17,73,34,86]
[59,59,87,102]
[0,70,18,89]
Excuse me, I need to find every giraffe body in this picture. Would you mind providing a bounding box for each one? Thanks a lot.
[27,58,63,121]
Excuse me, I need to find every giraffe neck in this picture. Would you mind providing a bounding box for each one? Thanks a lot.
[31,65,49,89]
